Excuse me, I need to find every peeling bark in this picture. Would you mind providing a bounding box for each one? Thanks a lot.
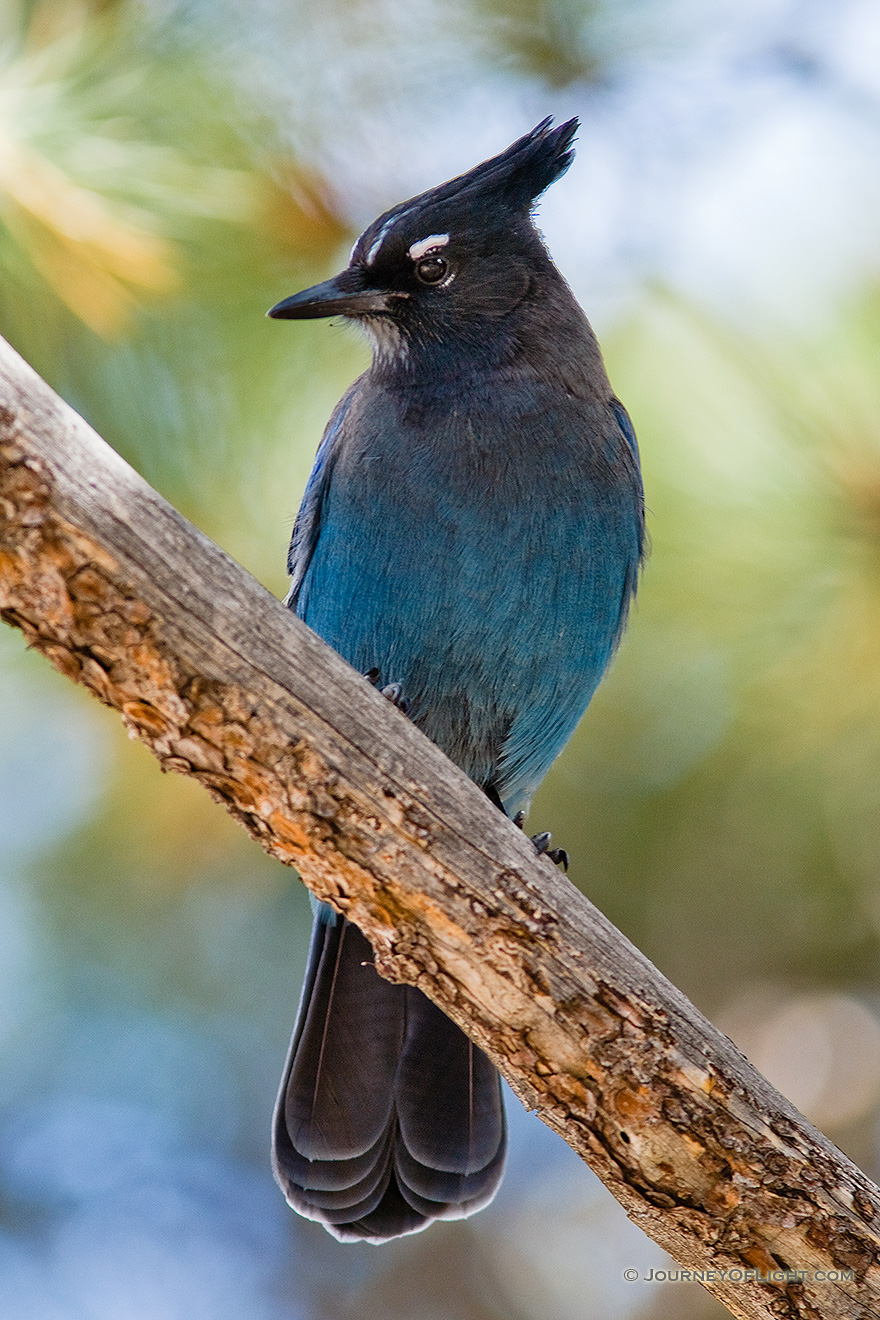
[0,334,878,1319]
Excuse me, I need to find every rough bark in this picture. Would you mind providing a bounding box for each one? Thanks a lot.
[0,333,878,1319]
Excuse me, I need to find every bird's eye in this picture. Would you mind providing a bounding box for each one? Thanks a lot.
[415,255,448,285]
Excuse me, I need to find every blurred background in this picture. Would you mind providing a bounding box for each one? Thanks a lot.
[2,0,880,1316]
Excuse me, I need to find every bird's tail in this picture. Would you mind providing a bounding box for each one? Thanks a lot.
[272,904,506,1242]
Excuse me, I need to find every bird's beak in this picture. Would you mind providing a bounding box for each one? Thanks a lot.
[267,267,399,320]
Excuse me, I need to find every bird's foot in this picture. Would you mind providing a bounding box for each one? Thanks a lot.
[529,830,569,871]
[380,681,409,713]
[364,669,410,714]
[483,790,568,868]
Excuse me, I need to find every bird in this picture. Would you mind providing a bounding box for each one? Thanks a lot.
[267,117,645,1242]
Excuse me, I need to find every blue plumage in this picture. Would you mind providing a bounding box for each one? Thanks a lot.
[268,118,644,1241]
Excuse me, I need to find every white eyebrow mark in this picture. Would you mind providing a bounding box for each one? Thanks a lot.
[408,234,450,262]
[366,216,398,266]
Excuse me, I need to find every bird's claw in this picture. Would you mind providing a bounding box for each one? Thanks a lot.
[363,669,409,714]
[530,831,568,871]
[380,681,409,714]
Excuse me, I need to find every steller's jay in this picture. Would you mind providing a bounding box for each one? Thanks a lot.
[267,118,645,1241]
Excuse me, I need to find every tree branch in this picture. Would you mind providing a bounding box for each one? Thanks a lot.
[0,333,877,1319]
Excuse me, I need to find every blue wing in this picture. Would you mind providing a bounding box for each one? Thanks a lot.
[609,396,642,468]
[285,385,358,610]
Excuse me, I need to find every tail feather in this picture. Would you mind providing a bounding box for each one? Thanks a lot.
[394,1129,506,1207]
[280,910,403,1159]
[397,987,505,1173]
[273,1124,390,1193]
[285,1128,395,1213]
[272,908,506,1241]
[329,1178,431,1242]
[300,1161,395,1226]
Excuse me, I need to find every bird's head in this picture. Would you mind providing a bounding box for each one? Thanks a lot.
[268,118,579,373]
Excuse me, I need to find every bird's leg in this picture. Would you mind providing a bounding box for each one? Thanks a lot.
[485,789,568,870]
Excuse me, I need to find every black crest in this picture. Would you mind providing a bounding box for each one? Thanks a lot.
[419,116,578,214]
[354,118,578,266]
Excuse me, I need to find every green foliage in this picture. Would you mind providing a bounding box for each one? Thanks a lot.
[0,0,360,583]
